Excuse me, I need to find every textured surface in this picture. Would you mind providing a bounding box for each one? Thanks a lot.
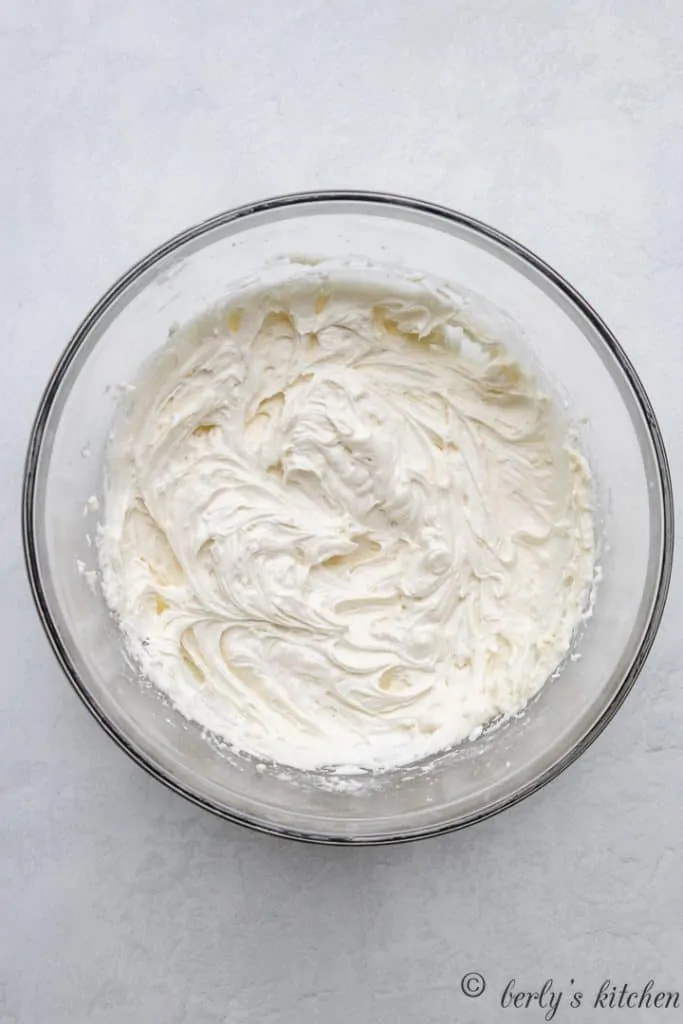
[2,1,682,1021]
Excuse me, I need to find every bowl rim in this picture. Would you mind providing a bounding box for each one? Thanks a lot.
[22,189,675,845]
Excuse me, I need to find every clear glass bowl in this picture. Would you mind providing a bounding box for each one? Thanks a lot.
[23,191,673,844]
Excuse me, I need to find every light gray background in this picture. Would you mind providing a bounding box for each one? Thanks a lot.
[2,2,682,1022]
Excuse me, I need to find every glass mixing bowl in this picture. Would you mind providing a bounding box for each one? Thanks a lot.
[23,191,673,844]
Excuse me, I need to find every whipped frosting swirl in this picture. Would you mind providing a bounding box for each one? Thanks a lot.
[99,268,594,770]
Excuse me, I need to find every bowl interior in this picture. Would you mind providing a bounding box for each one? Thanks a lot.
[25,194,672,842]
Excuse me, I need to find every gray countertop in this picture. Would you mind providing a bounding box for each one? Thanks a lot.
[2,2,682,1021]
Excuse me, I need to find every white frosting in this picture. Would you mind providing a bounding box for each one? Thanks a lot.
[98,266,594,771]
